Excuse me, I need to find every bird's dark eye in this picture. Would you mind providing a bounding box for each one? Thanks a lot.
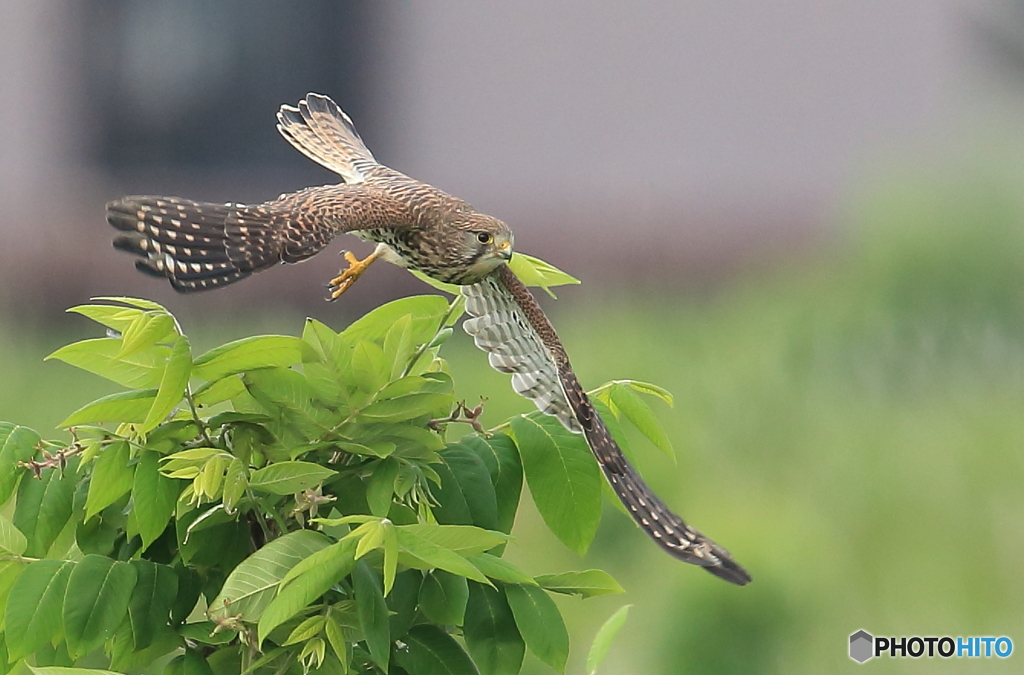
[477,232,493,244]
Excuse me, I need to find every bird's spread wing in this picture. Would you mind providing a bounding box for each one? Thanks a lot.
[462,265,751,585]
[276,93,378,184]
[108,188,355,292]
[461,271,581,428]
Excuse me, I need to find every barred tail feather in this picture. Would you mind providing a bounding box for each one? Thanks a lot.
[580,407,752,585]
[107,196,284,292]
[276,93,377,183]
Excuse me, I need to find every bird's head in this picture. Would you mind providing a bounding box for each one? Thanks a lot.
[458,213,514,281]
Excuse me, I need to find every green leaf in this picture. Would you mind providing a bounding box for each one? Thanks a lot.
[505,584,569,672]
[68,303,146,332]
[110,625,183,672]
[395,624,479,675]
[324,612,349,670]
[171,566,202,625]
[243,367,334,435]
[5,559,74,660]
[507,253,581,298]
[29,667,125,675]
[0,423,40,505]
[14,456,78,557]
[419,570,469,626]
[257,539,356,643]
[382,520,398,596]
[350,341,389,394]
[586,605,631,675]
[284,615,326,646]
[383,314,415,379]
[191,336,317,381]
[352,561,390,672]
[221,457,248,513]
[386,570,422,639]
[397,524,509,556]
[192,376,247,407]
[435,447,499,531]
[60,389,157,427]
[466,554,536,586]
[127,560,178,650]
[510,414,601,555]
[63,555,138,658]
[164,648,215,675]
[410,270,463,296]
[248,461,337,495]
[342,295,450,345]
[620,379,674,406]
[394,528,490,585]
[0,513,27,556]
[0,558,22,612]
[376,375,436,400]
[118,311,176,358]
[358,393,453,423]
[85,440,133,519]
[301,319,351,402]
[302,318,345,363]
[351,520,386,560]
[279,537,356,588]
[210,530,329,622]
[141,334,192,433]
[608,383,673,459]
[458,434,522,535]
[91,296,169,311]
[366,458,400,517]
[45,339,170,389]
[464,584,525,675]
[534,570,625,598]
[132,448,180,549]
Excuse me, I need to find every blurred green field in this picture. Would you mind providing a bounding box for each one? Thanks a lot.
[4,170,1024,673]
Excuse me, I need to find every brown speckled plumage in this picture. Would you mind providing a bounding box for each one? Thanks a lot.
[109,94,512,291]
[107,93,749,584]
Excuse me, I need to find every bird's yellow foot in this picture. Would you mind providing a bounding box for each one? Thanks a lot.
[327,249,380,300]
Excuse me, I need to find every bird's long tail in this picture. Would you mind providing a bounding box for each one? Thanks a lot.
[562,368,752,585]
[464,266,751,584]
[107,195,327,292]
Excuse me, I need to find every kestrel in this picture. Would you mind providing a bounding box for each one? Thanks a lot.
[107,93,751,585]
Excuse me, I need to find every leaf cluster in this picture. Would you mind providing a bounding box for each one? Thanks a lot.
[0,288,675,675]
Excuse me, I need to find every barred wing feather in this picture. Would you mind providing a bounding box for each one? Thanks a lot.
[461,265,751,585]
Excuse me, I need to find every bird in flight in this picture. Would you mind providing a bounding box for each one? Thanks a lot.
[107,93,751,585]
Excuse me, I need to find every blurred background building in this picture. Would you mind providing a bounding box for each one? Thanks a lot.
[5,1,1024,673]
[5,0,1021,318]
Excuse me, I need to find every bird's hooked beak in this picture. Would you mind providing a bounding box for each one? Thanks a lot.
[497,239,513,261]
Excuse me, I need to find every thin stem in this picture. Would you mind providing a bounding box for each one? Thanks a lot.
[168,311,213,446]
[247,492,274,542]
[0,555,41,563]
[400,296,463,379]
[487,420,512,435]
[262,497,291,534]
[184,386,214,446]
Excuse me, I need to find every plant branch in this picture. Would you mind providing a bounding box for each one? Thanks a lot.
[184,386,214,445]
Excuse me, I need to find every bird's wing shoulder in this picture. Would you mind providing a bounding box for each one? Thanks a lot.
[277,93,379,184]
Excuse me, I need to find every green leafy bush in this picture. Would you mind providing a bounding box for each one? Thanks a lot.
[0,290,674,675]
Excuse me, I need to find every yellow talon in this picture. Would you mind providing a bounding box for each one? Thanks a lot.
[327,248,381,300]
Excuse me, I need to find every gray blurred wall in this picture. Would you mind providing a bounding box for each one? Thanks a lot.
[0,0,1014,317]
